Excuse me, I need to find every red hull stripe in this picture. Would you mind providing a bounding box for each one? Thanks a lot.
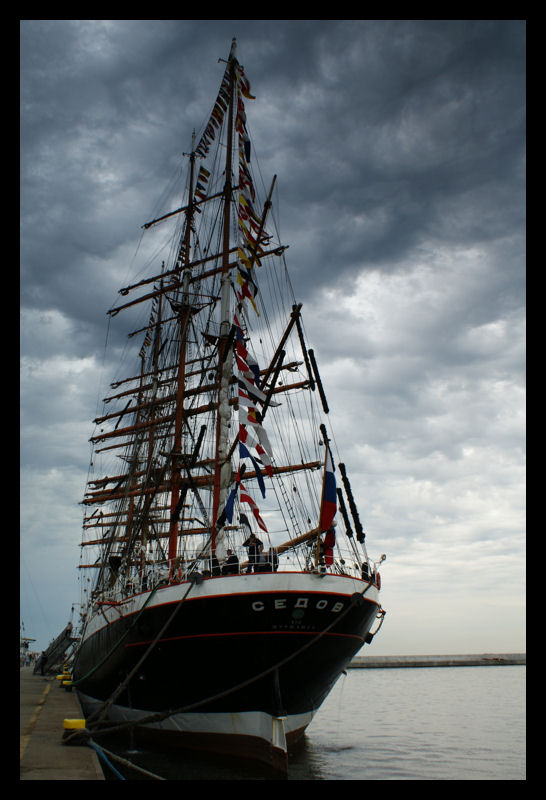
[100,584,376,620]
[123,628,365,649]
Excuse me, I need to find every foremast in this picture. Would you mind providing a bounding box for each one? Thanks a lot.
[168,133,197,567]
[79,38,268,590]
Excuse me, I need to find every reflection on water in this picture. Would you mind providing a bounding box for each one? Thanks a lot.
[94,666,526,781]
[96,732,334,781]
[96,736,301,780]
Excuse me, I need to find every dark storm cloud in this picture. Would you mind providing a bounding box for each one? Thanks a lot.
[21,20,525,323]
[255,20,526,297]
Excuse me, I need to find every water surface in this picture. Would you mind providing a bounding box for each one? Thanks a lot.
[100,665,526,780]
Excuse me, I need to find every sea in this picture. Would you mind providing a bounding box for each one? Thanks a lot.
[98,665,526,781]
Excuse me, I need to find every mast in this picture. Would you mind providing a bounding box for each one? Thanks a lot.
[167,133,198,569]
[212,38,238,553]
[124,350,146,566]
[141,265,165,567]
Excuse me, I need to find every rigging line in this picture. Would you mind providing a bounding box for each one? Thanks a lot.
[258,174,297,310]
[84,577,197,728]
[86,316,116,461]
[142,158,187,232]
[21,554,53,642]
[71,581,163,691]
[111,347,196,562]
[86,579,377,739]
[285,387,318,465]
[92,417,155,588]
[73,541,213,737]
[73,541,215,739]
[86,742,126,780]
[87,741,166,781]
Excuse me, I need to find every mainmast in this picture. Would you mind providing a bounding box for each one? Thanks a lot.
[212,38,238,553]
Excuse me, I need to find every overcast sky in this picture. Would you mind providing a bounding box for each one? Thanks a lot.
[20,19,525,656]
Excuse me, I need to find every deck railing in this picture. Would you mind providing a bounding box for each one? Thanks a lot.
[95,543,379,602]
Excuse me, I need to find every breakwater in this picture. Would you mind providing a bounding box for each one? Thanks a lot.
[348,653,525,668]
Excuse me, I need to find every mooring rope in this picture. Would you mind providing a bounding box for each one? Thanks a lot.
[87,740,166,780]
[64,579,383,780]
[70,582,162,689]
[83,579,381,740]
[82,578,196,729]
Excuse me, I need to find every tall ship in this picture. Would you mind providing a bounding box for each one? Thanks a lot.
[72,39,386,775]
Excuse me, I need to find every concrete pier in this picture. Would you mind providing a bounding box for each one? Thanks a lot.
[19,652,525,778]
[348,653,526,668]
[20,666,104,780]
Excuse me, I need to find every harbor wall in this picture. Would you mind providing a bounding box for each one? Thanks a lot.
[348,653,525,669]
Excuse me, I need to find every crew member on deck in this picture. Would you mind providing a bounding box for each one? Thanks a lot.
[243,533,263,572]
[222,549,239,575]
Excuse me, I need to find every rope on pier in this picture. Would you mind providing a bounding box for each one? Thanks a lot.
[87,740,166,780]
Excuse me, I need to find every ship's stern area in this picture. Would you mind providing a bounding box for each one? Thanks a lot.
[74,571,381,773]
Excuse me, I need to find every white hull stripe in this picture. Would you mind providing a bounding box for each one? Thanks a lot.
[82,571,378,642]
[78,691,314,753]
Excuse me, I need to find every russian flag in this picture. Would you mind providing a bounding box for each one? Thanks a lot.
[320,448,337,531]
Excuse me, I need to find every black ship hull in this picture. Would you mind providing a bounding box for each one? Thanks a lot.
[73,571,380,772]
